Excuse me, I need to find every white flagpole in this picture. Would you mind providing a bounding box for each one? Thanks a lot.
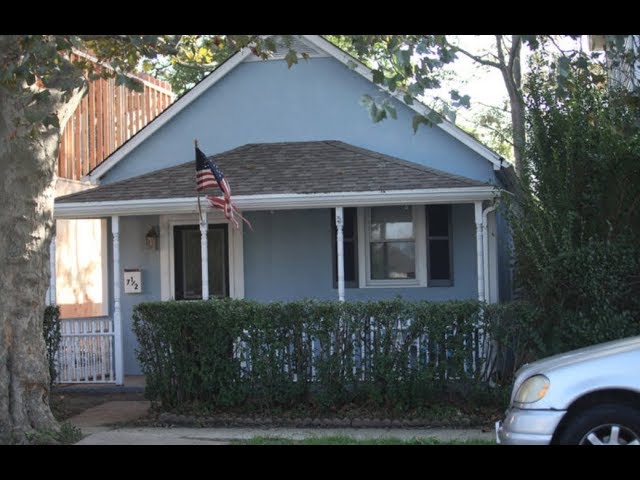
[195,139,209,300]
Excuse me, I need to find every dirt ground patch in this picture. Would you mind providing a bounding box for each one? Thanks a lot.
[50,391,146,421]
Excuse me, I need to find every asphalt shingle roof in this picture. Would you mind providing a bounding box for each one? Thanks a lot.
[57,140,488,204]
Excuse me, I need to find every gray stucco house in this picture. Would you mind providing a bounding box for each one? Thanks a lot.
[53,35,512,384]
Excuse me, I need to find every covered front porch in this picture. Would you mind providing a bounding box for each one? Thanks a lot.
[52,141,502,384]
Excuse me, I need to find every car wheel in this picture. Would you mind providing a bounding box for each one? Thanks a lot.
[556,404,640,445]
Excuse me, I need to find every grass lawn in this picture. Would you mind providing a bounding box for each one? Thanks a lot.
[237,435,496,445]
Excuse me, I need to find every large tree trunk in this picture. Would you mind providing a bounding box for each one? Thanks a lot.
[506,36,525,175]
[508,88,526,174]
[0,71,84,443]
[0,87,60,443]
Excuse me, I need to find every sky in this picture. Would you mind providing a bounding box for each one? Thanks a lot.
[429,35,591,111]
[418,35,591,159]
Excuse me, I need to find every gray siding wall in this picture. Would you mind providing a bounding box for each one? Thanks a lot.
[103,57,496,185]
[243,204,478,302]
[108,215,161,375]
[113,206,479,375]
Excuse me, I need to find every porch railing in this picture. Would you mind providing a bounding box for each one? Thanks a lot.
[55,316,115,383]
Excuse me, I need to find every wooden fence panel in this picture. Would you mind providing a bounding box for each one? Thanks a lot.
[57,67,173,180]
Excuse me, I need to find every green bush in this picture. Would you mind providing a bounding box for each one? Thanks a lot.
[133,298,539,411]
[507,53,640,357]
[43,305,61,385]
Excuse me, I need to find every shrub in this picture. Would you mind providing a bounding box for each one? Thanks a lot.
[507,53,640,357]
[133,298,539,411]
[43,305,61,385]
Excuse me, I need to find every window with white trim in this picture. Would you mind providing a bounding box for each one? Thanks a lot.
[359,205,426,287]
[369,206,415,279]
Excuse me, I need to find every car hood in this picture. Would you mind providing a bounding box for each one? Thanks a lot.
[515,335,640,381]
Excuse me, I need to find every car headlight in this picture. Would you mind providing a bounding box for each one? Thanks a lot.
[514,375,550,404]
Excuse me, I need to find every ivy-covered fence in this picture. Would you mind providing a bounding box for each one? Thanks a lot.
[133,298,538,409]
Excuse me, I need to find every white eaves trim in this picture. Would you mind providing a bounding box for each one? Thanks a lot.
[84,36,504,183]
[85,46,255,183]
[301,36,503,170]
[54,187,499,219]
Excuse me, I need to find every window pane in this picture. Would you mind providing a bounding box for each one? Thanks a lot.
[182,230,202,298]
[428,205,449,237]
[343,207,356,239]
[343,239,356,283]
[176,226,228,300]
[370,241,415,279]
[370,206,413,241]
[208,229,226,297]
[429,239,450,280]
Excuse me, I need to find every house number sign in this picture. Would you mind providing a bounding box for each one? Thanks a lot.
[124,269,142,293]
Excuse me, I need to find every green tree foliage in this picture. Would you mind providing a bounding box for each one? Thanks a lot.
[143,35,307,95]
[465,101,514,160]
[509,51,640,353]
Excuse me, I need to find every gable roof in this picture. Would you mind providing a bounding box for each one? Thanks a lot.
[85,35,504,183]
[58,140,488,204]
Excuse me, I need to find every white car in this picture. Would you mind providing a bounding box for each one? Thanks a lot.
[496,335,640,445]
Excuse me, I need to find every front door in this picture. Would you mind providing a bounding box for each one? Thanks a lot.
[173,224,229,299]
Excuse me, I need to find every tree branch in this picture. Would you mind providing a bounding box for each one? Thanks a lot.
[445,38,502,69]
[508,35,522,73]
[495,35,507,69]
[546,35,575,56]
[480,123,514,146]
[474,100,511,113]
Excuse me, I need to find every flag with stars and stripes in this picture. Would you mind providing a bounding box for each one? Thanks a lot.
[195,145,231,198]
[195,145,252,230]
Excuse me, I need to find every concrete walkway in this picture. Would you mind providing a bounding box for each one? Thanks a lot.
[69,400,152,436]
[76,425,495,445]
[68,400,494,445]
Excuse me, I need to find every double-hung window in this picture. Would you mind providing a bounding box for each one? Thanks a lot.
[333,205,453,288]
[360,205,426,286]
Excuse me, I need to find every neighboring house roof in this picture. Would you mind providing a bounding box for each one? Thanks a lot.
[85,35,504,183]
[58,140,488,204]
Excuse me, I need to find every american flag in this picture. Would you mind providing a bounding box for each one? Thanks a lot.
[195,146,218,192]
[194,145,252,230]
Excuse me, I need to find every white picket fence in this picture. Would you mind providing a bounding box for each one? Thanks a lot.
[232,317,489,382]
[55,317,115,383]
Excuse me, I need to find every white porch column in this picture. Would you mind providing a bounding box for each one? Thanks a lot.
[48,232,56,306]
[482,204,498,304]
[112,216,124,385]
[335,207,345,302]
[200,213,209,300]
[474,201,485,303]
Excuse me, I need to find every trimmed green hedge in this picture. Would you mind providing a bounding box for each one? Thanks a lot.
[133,298,538,409]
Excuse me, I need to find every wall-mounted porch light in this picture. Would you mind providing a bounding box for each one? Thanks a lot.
[145,226,159,250]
